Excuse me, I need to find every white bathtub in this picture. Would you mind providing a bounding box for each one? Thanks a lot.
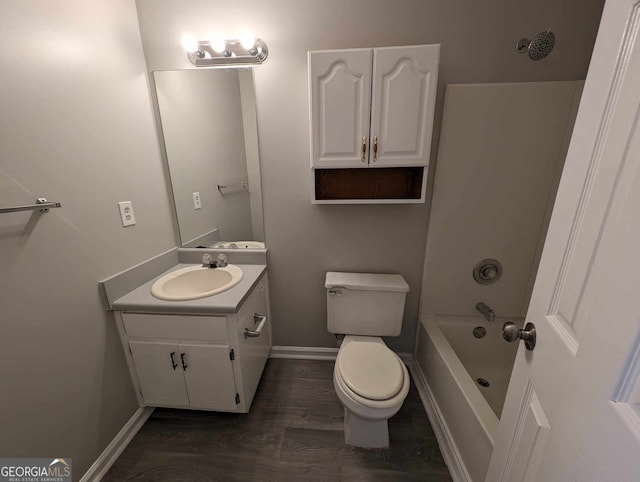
[413,316,519,481]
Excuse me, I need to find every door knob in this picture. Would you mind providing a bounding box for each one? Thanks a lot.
[503,322,536,350]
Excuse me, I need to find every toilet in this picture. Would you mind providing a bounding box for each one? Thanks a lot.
[325,271,410,448]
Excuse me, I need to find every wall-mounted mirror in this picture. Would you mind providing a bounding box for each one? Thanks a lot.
[153,68,264,248]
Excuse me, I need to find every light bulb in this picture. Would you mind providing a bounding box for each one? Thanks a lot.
[181,34,199,53]
[239,31,256,50]
[209,35,227,54]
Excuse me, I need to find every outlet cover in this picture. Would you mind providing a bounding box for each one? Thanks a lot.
[193,192,202,210]
[118,201,136,227]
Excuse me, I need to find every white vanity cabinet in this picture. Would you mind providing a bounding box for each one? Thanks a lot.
[116,274,271,413]
[308,44,440,168]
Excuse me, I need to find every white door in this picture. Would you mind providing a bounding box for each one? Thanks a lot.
[486,1,640,480]
[308,48,372,168]
[129,340,189,407]
[181,343,238,411]
[370,44,439,167]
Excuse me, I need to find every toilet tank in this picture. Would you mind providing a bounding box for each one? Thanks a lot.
[326,272,409,336]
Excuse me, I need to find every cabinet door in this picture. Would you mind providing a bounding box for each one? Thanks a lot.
[309,49,372,168]
[370,44,440,166]
[129,340,189,407]
[180,343,238,411]
[236,277,271,410]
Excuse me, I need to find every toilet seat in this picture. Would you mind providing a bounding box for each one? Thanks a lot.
[336,338,404,401]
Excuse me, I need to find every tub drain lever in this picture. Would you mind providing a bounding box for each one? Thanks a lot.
[502,322,536,351]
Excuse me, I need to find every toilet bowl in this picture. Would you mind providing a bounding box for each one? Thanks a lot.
[333,336,410,448]
[325,271,410,448]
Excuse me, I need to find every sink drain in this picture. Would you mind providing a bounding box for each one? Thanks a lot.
[473,326,486,338]
[477,378,490,388]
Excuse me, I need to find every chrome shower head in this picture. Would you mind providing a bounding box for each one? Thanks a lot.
[516,30,555,61]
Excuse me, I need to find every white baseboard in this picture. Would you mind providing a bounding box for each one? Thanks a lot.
[80,407,154,482]
[270,346,413,363]
[270,345,338,360]
[408,360,471,482]
[397,352,413,364]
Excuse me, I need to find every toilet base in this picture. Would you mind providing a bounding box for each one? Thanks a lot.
[343,409,389,448]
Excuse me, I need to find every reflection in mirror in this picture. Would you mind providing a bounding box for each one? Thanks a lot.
[154,68,264,248]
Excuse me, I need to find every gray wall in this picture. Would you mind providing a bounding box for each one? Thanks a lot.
[0,0,176,478]
[136,0,603,351]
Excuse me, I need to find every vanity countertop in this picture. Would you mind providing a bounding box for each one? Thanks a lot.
[112,263,267,314]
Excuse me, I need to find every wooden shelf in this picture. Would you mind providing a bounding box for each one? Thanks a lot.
[313,167,425,203]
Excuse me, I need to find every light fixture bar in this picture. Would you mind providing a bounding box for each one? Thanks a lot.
[186,38,268,66]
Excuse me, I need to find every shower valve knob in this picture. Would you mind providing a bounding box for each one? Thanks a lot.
[481,266,497,279]
[473,258,503,285]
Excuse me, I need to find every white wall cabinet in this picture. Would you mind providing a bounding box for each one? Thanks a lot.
[116,274,271,413]
[309,44,440,168]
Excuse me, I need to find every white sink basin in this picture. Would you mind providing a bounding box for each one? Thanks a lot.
[212,241,265,249]
[150,264,243,301]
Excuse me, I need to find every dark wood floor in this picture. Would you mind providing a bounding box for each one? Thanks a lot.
[103,358,451,481]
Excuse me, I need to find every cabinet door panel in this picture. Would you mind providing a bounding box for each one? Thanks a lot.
[370,45,440,166]
[309,49,372,168]
[129,340,188,407]
[181,343,237,411]
[237,277,271,409]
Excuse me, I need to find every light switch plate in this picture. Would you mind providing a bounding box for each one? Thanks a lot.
[193,192,202,210]
[118,201,136,227]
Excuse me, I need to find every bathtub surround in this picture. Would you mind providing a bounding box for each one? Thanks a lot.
[422,81,584,320]
[414,80,582,480]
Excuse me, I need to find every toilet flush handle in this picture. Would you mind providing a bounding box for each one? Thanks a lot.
[244,316,268,339]
[328,287,344,296]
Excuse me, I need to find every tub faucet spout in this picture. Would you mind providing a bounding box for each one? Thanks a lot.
[475,302,495,322]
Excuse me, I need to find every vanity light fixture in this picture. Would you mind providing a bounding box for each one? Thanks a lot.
[181,32,268,67]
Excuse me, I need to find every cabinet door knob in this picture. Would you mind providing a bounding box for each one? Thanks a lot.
[373,135,378,161]
[361,135,367,162]
[170,352,178,370]
[180,353,188,371]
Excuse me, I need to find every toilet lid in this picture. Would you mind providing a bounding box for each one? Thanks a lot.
[337,341,404,401]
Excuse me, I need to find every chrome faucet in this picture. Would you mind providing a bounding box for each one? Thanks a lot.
[475,302,495,322]
[202,253,228,268]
